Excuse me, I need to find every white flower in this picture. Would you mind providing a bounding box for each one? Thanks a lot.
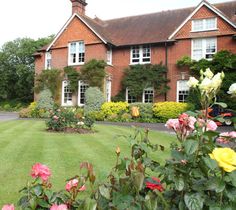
[203,68,214,79]
[77,121,84,126]
[211,73,222,90]
[199,77,212,92]
[187,77,199,88]
[228,83,236,95]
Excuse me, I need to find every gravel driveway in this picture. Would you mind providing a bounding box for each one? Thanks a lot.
[0,112,19,121]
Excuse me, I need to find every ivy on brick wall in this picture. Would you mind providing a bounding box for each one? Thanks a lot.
[120,64,169,100]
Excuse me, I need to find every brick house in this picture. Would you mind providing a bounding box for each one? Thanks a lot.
[34,0,236,106]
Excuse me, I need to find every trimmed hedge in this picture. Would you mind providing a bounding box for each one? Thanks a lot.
[153,102,194,121]
[101,102,129,118]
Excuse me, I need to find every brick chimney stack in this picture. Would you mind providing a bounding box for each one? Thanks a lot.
[70,0,87,15]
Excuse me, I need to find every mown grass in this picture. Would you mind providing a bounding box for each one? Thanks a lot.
[0,120,175,206]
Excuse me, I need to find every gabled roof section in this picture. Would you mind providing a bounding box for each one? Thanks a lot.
[168,0,236,40]
[38,0,236,52]
[46,13,108,51]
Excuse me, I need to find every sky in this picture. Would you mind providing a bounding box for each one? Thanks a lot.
[0,0,231,47]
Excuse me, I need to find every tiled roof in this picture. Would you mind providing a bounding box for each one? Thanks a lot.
[39,0,236,51]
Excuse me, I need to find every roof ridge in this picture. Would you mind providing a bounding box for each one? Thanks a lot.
[103,0,235,23]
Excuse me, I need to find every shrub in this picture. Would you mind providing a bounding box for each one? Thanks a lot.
[120,113,132,122]
[19,107,31,118]
[153,102,194,121]
[84,87,105,115]
[3,104,11,111]
[130,103,153,120]
[101,102,129,118]
[87,111,105,121]
[36,89,54,111]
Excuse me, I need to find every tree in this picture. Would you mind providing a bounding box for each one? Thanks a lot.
[0,36,53,102]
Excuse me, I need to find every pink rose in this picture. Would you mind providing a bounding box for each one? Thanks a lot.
[206,120,218,131]
[65,179,78,191]
[165,119,180,131]
[178,113,189,126]
[220,131,236,138]
[50,204,68,210]
[31,163,51,181]
[2,205,14,210]
[188,116,197,131]
[78,184,86,192]
[53,115,59,121]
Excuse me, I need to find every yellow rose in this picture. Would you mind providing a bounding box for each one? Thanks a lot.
[131,106,140,117]
[209,148,236,172]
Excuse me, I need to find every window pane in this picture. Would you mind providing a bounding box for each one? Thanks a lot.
[178,81,189,102]
[143,88,154,103]
[205,38,216,59]
[142,45,151,63]
[127,89,137,103]
[79,82,89,105]
[205,18,216,29]
[193,19,203,31]
[46,52,52,69]
[132,46,140,63]
[192,39,203,60]
[63,81,72,105]
[70,43,76,53]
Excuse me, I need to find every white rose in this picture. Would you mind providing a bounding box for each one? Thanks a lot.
[211,73,222,90]
[203,68,214,79]
[77,121,84,126]
[187,77,199,88]
[228,83,236,95]
[199,77,212,92]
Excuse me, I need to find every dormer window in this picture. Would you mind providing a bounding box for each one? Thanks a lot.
[45,52,52,69]
[192,18,217,32]
[130,45,151,64]
[68,41,85,65]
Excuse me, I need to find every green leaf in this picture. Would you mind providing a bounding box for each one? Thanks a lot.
[175,176,185,191]
[37,199,50,208]
[228,171,236,187]
[206,177,225,193]
[82,198,97,210]
[214,102,227,108]
[184,193,204,210]
[33,185,43,196]
[184,140,198,155]
[132,172,144,191]
[202,157,217,170]
[99,185,111,200]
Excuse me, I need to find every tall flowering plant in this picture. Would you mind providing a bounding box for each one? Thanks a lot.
[159,69,236,209]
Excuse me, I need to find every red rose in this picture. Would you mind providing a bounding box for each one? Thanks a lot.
[146,177,164,192]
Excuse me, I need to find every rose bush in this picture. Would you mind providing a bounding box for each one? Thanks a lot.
[2,68,236,210]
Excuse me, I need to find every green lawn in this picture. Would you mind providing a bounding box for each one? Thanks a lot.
[0,120,175,206]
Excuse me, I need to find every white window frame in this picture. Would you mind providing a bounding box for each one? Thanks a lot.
[105,79,112,102]
[62,81,73,106]
[142,88,154,103]
[106,48,112,65]
[191,37,217,61]
[126,88,137,103]
[68,41,85,66]
[45,52,52,70]
[130,45,151,65]
[78,81,89,106]
[192,17,217,32]
[176,80,189,103]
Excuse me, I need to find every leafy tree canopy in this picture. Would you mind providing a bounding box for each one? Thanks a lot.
[0,36,53,102]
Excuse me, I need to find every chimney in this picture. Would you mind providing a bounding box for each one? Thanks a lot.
[70,0,87,15]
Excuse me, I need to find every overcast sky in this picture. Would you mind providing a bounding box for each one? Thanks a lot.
[0,0,231,47]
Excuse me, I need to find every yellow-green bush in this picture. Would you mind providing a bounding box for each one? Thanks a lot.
[153,102,194,121]
[101,102,129,118]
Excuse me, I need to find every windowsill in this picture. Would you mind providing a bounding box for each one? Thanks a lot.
[107,63,113,66]
[190,28,218,33]
[129,62,151,65]
[61,104,73,107]
[68,62,85,66]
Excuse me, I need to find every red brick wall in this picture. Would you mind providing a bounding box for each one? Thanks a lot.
[35,5,236,104]
[175,5,236,39]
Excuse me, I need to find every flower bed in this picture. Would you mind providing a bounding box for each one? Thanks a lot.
[3,69,236,210]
